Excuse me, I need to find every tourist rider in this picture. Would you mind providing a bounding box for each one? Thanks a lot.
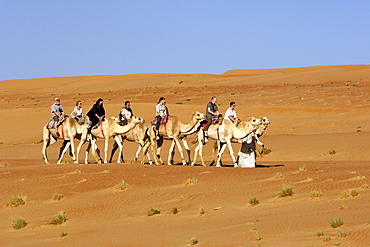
[71,100,84,124]
[51,97,65,134]
[205,96,219,137]
[87,98,105,133]
[119,101,133,125]
[224,101,239,125]
[155,97,167,138]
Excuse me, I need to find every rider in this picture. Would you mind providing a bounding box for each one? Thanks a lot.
[119,101,133,125]
[51,97,64,134]
[155,97,167,138]
[224,101,239,125]
[87,98,105,133]
[71,100,84,124]
[205,96,219,137]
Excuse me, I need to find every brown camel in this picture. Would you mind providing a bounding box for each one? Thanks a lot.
[42,117,99,164]
[85,116,144,163]
[191,117,261,167]
[145,111,206,165]
[109,121,154,164]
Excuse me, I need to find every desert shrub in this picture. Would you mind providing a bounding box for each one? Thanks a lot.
[50,211,67,225]
[189,237,198,245]
[309,190,322,198]
[7,196,27,207]
[361,183,369,189]
[248,196,259,206]
[329,149,336,155]
[61,232,68,237]
[199,207,205,215]
[52,194,64,201]
[115,180,131,190]
[341,191,349,198]
[277,185,293,197]
[323,236,331,242]
[349,189,358,197]
[0,161,8,166]
[147,207,160,216]
[184,178,198,186]
[255,232,262,241]
[299,165,306,171]
[12,217,27,230]
[316,231,324,237]
[274,172,284,179]
[336,231,347,238]
[330,217,344,228]
[171,207,178,214]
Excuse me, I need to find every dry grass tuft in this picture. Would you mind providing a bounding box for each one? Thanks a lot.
[184,178,198,186]
[189,237,198,245]
[277,185,293,197]
[50,211,67,225]
[52,194,64,201]
[330,217,344,228]
[199,207,205,215]
[171,207,178,214]
[12,217,27,230]
[248,196,259,206]
[309,190,322,198]
[274,172,284,179]
[115,180,131,190]
[7,196,27,207]
[147,207,160,216]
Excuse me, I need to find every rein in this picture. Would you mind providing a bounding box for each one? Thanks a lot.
[100,121,105,138]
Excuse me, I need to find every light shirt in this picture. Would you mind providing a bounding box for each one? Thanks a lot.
[224,107,237,120]
[156,103,167,117]
[120,107,132,120]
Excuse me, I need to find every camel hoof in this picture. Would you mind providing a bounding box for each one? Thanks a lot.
[117,160,121,164]
[148,161,153,165]
[216,165,222,167]
[104,161,108,164]
[57,161,61,165]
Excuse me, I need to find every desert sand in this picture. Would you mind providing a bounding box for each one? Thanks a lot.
[0,65,370,246]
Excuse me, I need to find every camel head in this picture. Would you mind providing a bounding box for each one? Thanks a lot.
[248,117,262,126]
[255,117,271,137]
[131,116,144,124]
[192,111,206,121]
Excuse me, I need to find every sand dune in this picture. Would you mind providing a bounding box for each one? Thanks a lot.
[1,65,370,246]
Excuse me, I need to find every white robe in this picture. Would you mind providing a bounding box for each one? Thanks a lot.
[238,133,256,168]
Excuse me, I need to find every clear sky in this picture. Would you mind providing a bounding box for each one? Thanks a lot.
[1,1,369,81]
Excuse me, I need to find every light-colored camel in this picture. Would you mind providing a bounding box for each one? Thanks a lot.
[109,121,154,164]
[191,117,261,167]
[86,116,144,163]
[145,111,206,165]
[42,117,99,164]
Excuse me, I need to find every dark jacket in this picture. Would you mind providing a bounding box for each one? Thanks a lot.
[87,98,105,124]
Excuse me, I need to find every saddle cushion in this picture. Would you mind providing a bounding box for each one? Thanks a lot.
[151,115,168,126]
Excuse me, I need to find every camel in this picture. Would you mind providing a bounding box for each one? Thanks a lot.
[145,111,206,165]
[108,121,154,164]
[191,117,261,167]
[42,117,99,164]
[86,116,144,163]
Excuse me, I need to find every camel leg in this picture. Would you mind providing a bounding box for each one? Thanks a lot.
[216,142,228,167]
[181,138,191,165]
[109,141,119,163]
[173,136,187,166]
[42,127,51,164]
[167,140,176,165]
[57,140,71,164]
[103,137,109,163]
[225,139,237,167]
[114,135,124,163]
[155,137,165,165]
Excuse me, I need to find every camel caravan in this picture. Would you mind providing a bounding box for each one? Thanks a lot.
[42,97,270,167]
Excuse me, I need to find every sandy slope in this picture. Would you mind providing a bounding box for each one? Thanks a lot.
[1,65,370,246]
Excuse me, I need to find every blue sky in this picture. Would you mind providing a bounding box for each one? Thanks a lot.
[1,1,369,81]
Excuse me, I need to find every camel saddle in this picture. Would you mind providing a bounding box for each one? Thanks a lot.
[151,115,168,126]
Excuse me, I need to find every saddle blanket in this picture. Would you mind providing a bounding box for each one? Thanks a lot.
[151,115,168,126]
